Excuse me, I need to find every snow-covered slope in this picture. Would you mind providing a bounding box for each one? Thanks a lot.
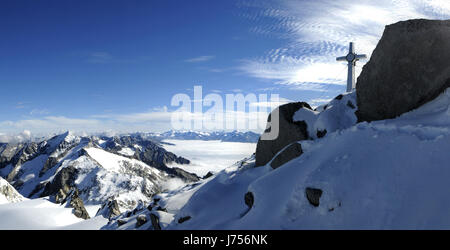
[0,177,25,204]
[0,197,91,229]
[166,88,450,229]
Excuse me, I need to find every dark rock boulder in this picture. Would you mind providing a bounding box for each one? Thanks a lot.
[316,129,327,138]
[305,187,323,207]
[136,214,148,228]
[244,192,254,209]
[178,216,191,224]
[156,206,167,212]
[356,19,450,122]
[255,102,311,167]
[117,219,128,227]
[270,143,303,169]
[203,171,214,179]
[150,213,161,230]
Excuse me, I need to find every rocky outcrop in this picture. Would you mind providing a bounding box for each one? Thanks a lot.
[244,192,254,209]
[0,177,24,204]
[136,214,148,228]
[104,135,190,165]
[102,135,199,182]
[270,143,303,169]
[203,172,214,179]
[96,198,121,219]
[40,165,91,220]
[5,142,41,182]
[41,165,78,198]
[150,213,162,230]
[178,216,191,224]
[66,188,90,219]
[255,102,311,167]
[0,144,21,171]
[356,19,450,122]
[305,187,322,207]
[117,219,127,226]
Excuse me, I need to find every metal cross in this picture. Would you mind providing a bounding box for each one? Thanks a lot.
[336,42,367,92]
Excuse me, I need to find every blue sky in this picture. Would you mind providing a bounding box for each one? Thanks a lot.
[1,0,449,139]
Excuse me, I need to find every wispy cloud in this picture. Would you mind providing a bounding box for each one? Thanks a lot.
[85,52,138,64]
[208,68,227,73]
[238,0,450,91]
[184,55,215,63]
[29,109,50,116]
[87,52,114,63]
[15,102,28,109]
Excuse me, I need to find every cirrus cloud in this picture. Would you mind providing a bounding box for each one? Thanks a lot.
[238,0,450,91]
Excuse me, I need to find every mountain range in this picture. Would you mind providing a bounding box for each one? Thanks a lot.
[0,132,199,217]
[141,130,260,143]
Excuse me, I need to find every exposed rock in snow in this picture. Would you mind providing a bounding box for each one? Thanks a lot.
[255,92,357,169]
[136,214,148,228]
[100,135,199,182]
[305,187,323,207]
[150,213,161,230]
[357,19,450,122]
[202,172,214,179]
[244,192,254,210]
[103,178,205,230]
[64,188,90,220]
[177,216,191,224]
[96,198,121,219]
[41,165,78,201]
[0,177,25,204]
[255,102,311,167]
[270,142,303,169]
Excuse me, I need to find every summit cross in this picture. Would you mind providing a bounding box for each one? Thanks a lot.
[336,42,367,92]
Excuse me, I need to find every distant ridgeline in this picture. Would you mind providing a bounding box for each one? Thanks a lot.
[140,130,260,143]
